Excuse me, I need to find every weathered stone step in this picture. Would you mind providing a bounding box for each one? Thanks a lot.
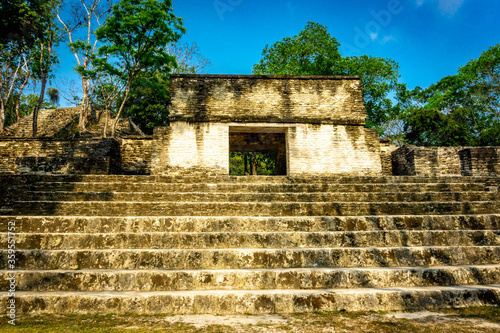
[2,265,499,292]
[20,181,490,193]
[3,285,500,314]
[21,191,500,203]
[2,215,499,233]
[2,174,494,185]
[4,230,500,250]
[9,201,500,216]
[3,246,500,270]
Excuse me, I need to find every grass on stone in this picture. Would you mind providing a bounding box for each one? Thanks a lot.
[1,307,499,333]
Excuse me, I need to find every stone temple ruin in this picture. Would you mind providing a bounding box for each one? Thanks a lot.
[0,74,499,314]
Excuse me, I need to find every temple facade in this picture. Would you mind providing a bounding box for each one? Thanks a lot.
[151,74,382,176]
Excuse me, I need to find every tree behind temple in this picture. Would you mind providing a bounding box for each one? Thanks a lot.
[252,21,401,132]
[94,0,185,137]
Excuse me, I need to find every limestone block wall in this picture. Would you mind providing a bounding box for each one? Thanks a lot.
[151,122,229,175]
[392,146,500,176]
[0,138,119,174]
[438,147,464,176]
[119,137,153,175]
[459,147,500,176]
[287,124,382,175]
[380,140,398,175]
[169,75,367,125]
[392,146,439,176]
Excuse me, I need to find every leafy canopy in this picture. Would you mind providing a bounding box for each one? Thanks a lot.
[93,0,185,136]
[252,22,341,75]
[95,0,185,78]
[402,44,500,146]
[252,22,401,130]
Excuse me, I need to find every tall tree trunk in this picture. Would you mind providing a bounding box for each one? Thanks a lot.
[252,153,258,175]
[14,95,21,123]
[79,77,89,132]
[0,101,5,136]
[244,153,249,175]
[15,70,30,123]
[103,108,109,138]
[33,73,48,138]
[111,79,133,137]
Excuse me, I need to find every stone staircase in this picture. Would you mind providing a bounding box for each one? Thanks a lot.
[1,174,500,314]
[3,107,80,138]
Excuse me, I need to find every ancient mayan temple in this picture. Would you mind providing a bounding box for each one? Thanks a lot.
[0,74,499,314]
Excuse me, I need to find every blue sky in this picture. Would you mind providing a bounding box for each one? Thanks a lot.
[54,0,500,105]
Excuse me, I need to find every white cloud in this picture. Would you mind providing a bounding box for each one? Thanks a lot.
[416,0,465,16]
[370,32,378,41]
[438,0,465,15]
[381,35,395,44]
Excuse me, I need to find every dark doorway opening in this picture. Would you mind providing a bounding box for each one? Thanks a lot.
[229,130,287,176]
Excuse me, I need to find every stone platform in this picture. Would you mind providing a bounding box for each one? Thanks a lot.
[0,174,499,314]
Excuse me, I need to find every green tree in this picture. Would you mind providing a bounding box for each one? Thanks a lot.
[57,0,114,133]
[339,55,400,128]
[0,0,45,49]
[252,21,401,131]
[402,44,500,146]
[252,22,342,76]
[121,71,170,134]
[94,0,185,137]
[1,0,61,137]
[121,42,211,134]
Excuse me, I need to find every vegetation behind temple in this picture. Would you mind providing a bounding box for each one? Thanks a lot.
[0,3,499,148]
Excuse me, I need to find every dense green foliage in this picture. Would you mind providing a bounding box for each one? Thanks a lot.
[121,71,171,134]
[1,4,498,149]
[93,0,185,136]
[229,152,277,176]
[252,22,401,130]
[0,0,60,136]
[399,44,500,146]
[253,22,499,147]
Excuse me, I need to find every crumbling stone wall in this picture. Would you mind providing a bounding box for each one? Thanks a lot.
[392,145,500,176]
[3,107,80,138]
[392,146,439,176]
[438,147,464,176]
[119,137,153,175]
[0,138,119,174]
[288,125,381,175]
[380,140,398,175]
[459,147,499,176]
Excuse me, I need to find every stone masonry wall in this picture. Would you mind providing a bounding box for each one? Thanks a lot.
[392,146,500,176]
[287,125,382,175]
[438,147,463,176]
[119,137,153,175]
[151,122,229,175]
[0,138,119,174]
[392,146,439,176]
[380,140,398,175]
[169,75,367,125]
[459,147,500,176]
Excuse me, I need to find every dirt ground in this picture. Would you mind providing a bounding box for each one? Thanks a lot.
[2,307,499,332]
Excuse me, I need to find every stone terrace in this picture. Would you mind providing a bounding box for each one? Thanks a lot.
[0,174,499,314]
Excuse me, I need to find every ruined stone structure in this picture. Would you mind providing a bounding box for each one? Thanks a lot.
[0,74,499,314]
[151,74,382,176]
